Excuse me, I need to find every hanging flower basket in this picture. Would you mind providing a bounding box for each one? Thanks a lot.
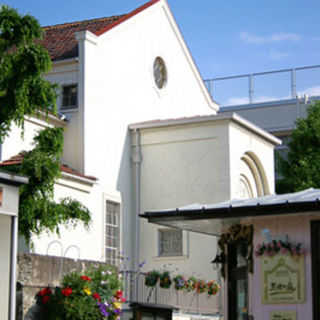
[207,280,220,296]
[145,270,160,287]
[184,276,197,292]
[173,275,186,290]
[195,280,207,294]
[159,271,172,289]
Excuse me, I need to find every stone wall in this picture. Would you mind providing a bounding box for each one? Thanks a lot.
[17,253,109,320]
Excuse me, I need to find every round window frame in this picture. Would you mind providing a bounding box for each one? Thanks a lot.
[153,57,167,89]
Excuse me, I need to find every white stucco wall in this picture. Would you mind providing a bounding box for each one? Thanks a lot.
[136,120,230,280]
[1,116,57,162]
[29,176,105,261]
[135,115,278,281]
[0,215,11,320]
[0,180,22,320]
[228,121,276,198]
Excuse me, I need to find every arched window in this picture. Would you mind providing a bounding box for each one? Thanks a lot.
[238,152,269,198]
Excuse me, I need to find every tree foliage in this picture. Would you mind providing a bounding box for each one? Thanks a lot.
[277,101,320,193]
[0,5,57,143]
[0,7,91,243]
[6,127,91,243]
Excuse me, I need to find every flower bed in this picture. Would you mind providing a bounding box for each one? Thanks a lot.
[35,266,125,319]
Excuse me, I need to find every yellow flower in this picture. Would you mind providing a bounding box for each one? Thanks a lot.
[83,287,92,295]
[113,302,122,310]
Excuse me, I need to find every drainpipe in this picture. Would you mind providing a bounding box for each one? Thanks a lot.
[132,129,142,298]
[9,215,18,320]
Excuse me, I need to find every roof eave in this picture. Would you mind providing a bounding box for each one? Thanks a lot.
[141,200,320,222]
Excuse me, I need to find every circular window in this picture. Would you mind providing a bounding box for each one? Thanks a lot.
[153,57,167,89]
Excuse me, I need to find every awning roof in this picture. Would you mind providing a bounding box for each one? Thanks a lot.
[140,188,320,236]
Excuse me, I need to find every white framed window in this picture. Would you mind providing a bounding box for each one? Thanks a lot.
[61,84,78,110]
[158,229,183,257]
[105,200,120,266]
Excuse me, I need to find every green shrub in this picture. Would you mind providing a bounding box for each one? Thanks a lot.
[35,266,125,319]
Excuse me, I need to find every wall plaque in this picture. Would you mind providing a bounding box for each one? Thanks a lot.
[262,255,305,304]
[270,310,296,320]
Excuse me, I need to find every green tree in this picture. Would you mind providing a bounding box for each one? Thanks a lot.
[0,7,91,243]
[277,101,320,193]
[0,5,57,142]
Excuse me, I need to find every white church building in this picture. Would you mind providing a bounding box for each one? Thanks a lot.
[0,0,280,318]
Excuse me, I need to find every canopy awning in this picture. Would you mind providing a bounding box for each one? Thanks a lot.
[140,188,320,235]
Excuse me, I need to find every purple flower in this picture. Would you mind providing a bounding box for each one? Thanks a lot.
[98,302,109,317]
[114,309,122,315]
[139,260,146,268]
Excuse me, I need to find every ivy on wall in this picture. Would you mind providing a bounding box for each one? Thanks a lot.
[5,127,91,244]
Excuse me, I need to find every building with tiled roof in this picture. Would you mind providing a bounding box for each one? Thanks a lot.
[1,1,281,319]
[42,16,124,61]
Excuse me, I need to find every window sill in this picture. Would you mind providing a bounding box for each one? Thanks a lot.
[60,108,78,113]
[153,255,188,262]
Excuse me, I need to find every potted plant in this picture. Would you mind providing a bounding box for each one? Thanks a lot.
[145,270,160,287]
[173,275,185,290]
[159,271,172,289]
[207,280,220,296]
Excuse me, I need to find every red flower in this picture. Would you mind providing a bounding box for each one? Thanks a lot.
[115,290,123,298]
[62,287,73,297]
[38,287,52,297]
[92,292,101,301]
[120,297,126,303]
[42,295,50,304]
[80,275,92,281]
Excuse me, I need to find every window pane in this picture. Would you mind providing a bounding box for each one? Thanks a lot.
[159,229,183,257]
[62,85,78,109]
[105,200,120,265]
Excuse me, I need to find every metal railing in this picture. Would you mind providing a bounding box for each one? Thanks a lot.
[204,64,320,105]
[121,271,220,316]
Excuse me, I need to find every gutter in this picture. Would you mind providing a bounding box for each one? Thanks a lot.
[141,200,320,221]
[132,129,142,291]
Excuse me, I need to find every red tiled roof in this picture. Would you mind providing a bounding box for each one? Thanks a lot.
[41,0,161,61]
[0,153,97,182]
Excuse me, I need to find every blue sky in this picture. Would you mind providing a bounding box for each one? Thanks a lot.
[4,0,320,105]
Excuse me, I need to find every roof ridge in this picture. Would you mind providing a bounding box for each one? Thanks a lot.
[42,15,125,30]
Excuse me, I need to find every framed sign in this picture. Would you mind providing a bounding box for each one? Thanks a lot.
[261,255,305,304]
[270,310,296,320]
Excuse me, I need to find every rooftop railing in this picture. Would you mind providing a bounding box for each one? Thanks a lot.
[204,64,320,106]
[121,271,220,316]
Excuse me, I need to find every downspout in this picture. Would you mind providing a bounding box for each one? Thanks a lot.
[9,215,18,320]
[132,129,142,298]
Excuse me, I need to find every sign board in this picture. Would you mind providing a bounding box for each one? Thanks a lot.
[262,255,305,304]
[270,310,296,320]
